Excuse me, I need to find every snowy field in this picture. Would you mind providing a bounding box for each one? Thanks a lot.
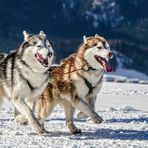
[0,81,148,148]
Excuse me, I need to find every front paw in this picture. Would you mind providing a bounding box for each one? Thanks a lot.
[38,126,49,134]
[15,114,28,125]
[93,114,103,124]
[67,122,82,134]
[71,127,82,135]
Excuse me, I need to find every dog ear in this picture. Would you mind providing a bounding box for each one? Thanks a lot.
[95,34,99,38]
[23,31,30,41]
[39,31,46,37]
[83,35,87,44]
[95,34,106,43]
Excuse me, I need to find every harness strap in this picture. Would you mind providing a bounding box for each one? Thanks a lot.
[48,64,103,94]
[83,77,95,94]
[83,75,103,94]
[86,67,97,71]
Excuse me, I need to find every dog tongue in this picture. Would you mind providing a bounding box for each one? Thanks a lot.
[102,59,112,72]
[36,53,48,65]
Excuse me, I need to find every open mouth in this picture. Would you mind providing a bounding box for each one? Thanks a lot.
[35,53,48,67]
[94,55,112,72]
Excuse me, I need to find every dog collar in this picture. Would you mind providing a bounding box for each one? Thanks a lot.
[83,66,97,71]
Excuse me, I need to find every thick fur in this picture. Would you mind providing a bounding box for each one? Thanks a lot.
[0,53,7,63]
[0,31,55,134]
[37,34,113,134]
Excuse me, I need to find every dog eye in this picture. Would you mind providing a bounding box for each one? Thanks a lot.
[23,42,30,48]
[33,41,37,45]
[37,45,42,48]
[94,43,98,46]
[97,47,102,50]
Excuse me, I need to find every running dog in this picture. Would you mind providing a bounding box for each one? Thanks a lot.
[37,34,113,134]
[0,31,55,134]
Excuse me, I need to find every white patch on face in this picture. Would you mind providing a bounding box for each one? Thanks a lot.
[84,41,111,70]
[96,42,110,58]
[22,38,54,73]
[84,46,102,70]
[45,40,52,48]
[105,42,110,50]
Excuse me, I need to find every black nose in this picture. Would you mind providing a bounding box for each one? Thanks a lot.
[108,52,113,58]
[48,52,53,58]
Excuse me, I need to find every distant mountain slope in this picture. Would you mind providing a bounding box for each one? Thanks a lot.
[0,0,148,77]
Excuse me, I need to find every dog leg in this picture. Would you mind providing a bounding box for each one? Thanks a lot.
[77,111,88,119]
[64,102,81,134]
[77,96,96,119]
[12,97,45,134]
[37,96,55,132]
[0,87,4,105]
[15,97,35,125]
[15,107,28,125]
[71,96,103,124]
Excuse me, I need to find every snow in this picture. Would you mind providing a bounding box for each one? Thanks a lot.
[112,50,148,81]
[104,73,148,84]
[113,68,148,81]
[0,81,148,148]
[109,49,148,81]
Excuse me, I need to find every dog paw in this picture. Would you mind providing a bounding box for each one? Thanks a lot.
[77,112,88,119]
[38,127,49,134]
[15,114,28,125]
[93,115,103,124]
[71,128,82,135]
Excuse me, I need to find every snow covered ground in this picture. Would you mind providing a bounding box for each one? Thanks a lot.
[0,81,148,148]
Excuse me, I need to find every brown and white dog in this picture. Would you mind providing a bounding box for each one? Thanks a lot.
[37,34,113,134]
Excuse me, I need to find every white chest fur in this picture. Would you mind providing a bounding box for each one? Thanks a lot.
[75,79,89,99]
[15,64,48,98]
[74,69,103,99]
[81,69,103,87]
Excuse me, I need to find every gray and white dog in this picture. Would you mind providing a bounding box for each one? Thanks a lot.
[0,31,55,134]
[0,53,8,63]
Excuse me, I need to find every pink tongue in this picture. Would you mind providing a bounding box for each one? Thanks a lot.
[102,60,112,72]
[37,54,48,64]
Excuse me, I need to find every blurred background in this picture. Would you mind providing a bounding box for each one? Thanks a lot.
[0,0,148,80]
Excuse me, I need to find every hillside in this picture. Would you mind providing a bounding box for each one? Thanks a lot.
[0,0,148,77]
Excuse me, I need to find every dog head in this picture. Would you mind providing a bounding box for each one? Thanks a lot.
[81,34,113,72]
[18,31,55,73]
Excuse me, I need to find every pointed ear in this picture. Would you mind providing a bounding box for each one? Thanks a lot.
[23,31,29,41]
[95,34,99,38]
[95,34,106,42]
[39,31,46,37]
[83,35,87,44]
